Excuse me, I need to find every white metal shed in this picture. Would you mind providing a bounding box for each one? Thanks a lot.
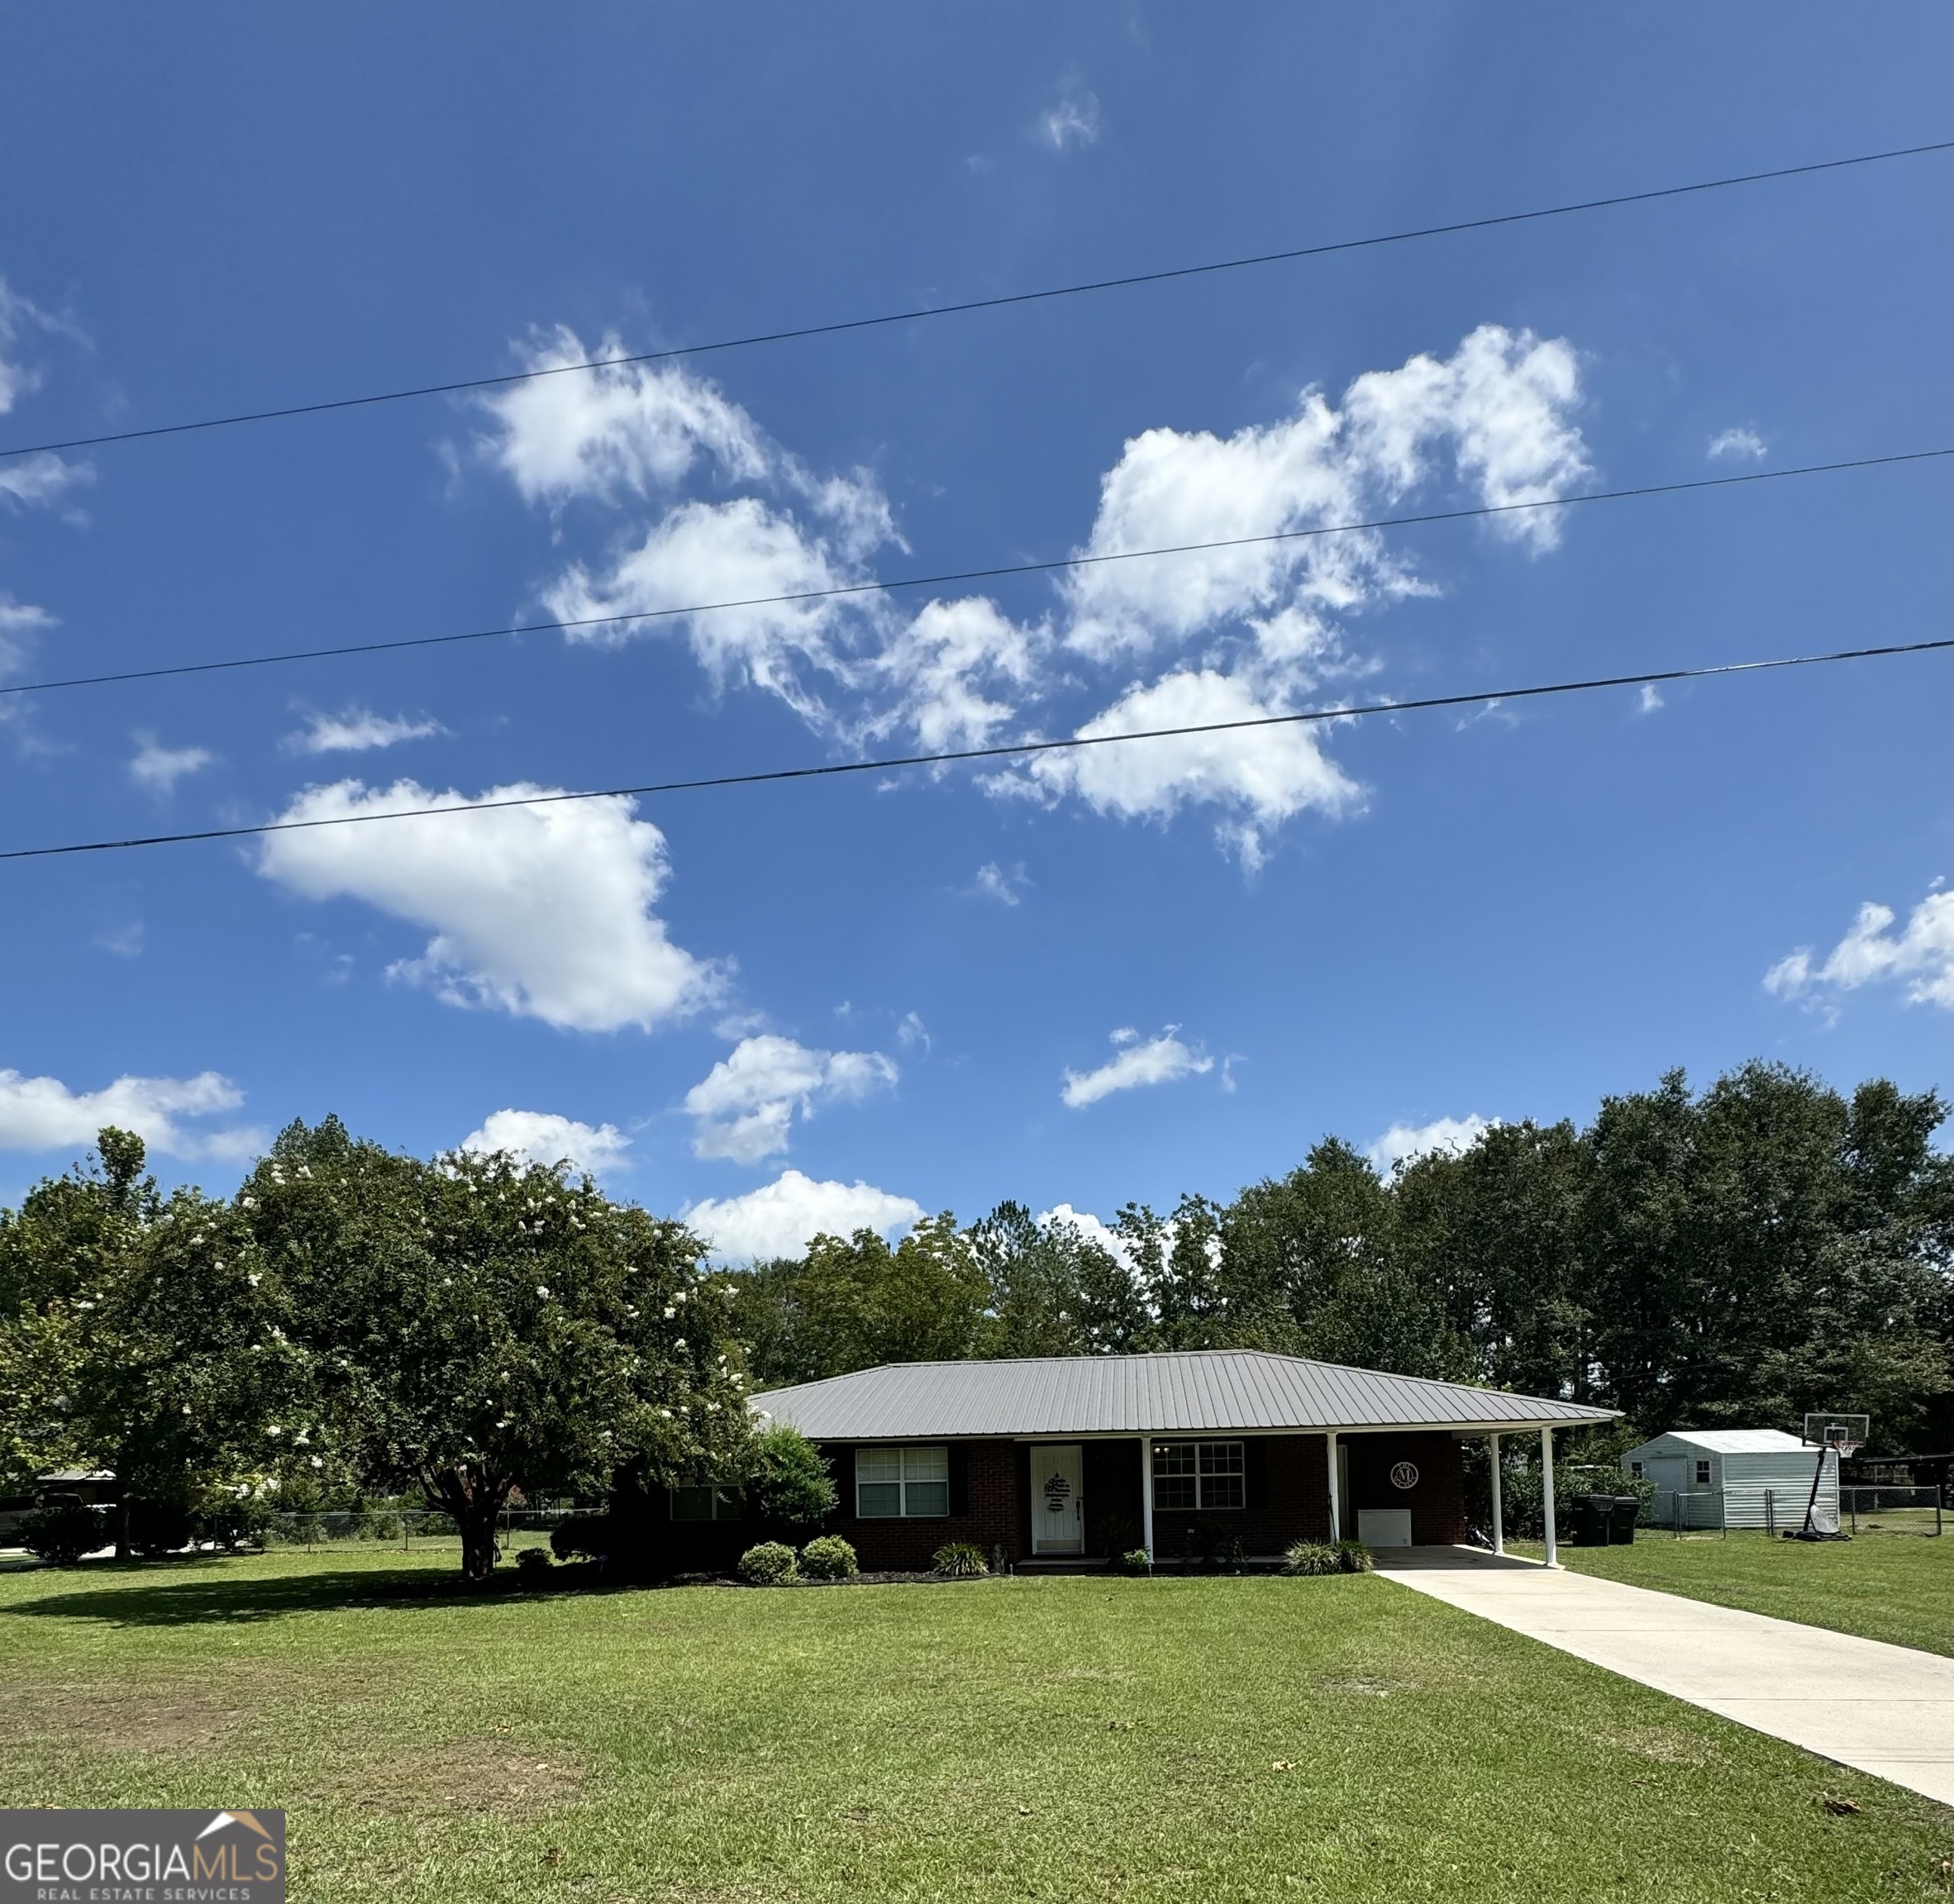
[1623,1428,1835,1530]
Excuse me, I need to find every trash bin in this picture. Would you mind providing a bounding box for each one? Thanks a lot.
[1608,1496,1640,1545]
[1570,1494,1613,1546]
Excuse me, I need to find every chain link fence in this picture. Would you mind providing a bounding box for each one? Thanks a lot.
[257,1506,573,1554]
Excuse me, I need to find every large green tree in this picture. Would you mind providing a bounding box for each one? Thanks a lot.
[245,1118,753,1581]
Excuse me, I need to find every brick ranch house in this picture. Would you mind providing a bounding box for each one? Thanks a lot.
[636,1350,1615,1573]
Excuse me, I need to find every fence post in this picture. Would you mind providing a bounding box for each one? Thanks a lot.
[1765,1490,1775,1538]
[1937,1488,1943,1538]
[1848,1490,1856,1537]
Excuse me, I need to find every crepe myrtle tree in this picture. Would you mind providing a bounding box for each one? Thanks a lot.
[244,1118,754,1583]
[0,1128,308,1552]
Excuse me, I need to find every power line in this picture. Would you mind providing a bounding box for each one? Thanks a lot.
[5,638,1945,865]
[2,140,1946,465]
[4,449,1944,702]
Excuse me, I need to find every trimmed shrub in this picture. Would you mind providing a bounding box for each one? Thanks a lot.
[1118,1548,1153,1576]
[515,1545,554,1583]
[932,1540,989,1578]
[1280,1539,1342,1577]
[19,1503,108,1566]
[738,1540,799,1586]
[1336,1540,1373,1573]
[125,1497,196,1558]
[798,1535,858,1580]
[751,1426,840,1527]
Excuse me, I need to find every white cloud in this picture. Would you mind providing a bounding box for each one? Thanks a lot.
[973,861,1027,906]
[0,595,53,679]
[1039,88,1102,151]
[684,1033,897,1164]
[1035,1202,1132,1264]
[128,733,213,794]
[255,779,720,1033]
[1063,324,1588,663]
[1367,1113,1494,1173]
[0,1067,259,1160]
[875,596,1039,752]
[687,1169,924,1263]
[1637,683,1663,715]
[1061,1026,1213,1109]
[0,279,92,509]
[1708,426,1767,463]
[1766,891,1954,1013]
[1014,669,1359,872]
[459,1108,631,1179]
[94,922,144,959]
[897,1011,930,1052]
[284,707,444,754]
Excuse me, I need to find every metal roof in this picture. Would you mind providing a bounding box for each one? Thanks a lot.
[751,1350,1616,1440]
[1628,1429,1812,1455]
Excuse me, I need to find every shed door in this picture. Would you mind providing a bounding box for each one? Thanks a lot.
[1032,1445,1084,1554]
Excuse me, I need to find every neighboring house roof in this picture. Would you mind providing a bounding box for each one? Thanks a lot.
[1627,1430,1813,1456]
[751,1350,1617,1440]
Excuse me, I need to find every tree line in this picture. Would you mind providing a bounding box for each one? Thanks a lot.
[1,1059,1947,1578]
[726,1063,1952,1450]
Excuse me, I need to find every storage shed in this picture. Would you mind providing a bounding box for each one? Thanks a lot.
[1623,1429,1834,1530]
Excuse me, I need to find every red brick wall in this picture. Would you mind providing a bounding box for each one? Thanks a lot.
[1149,1433,1335,1559]
[1342,1431,1464,1545]
[819,1440,1023,1571]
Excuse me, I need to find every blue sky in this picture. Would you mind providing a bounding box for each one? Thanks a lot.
[1,5,1947,1255]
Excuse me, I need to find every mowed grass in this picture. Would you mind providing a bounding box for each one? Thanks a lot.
[1,1549,1948,1903]
[1517,1527,1952,1657]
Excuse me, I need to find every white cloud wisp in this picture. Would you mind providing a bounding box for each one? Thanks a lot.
[1061,1027,1213,1109]
[256,780,720,1033]
[285,707,445,754]
[1766,891,1954,1014]
[1367,1113,1494,1173]
[128,734,213,795]
[0,1067,260,1160]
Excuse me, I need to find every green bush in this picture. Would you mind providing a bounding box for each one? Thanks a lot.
[515,1545,554,1583]
[932,1540,989,1578]
[124,1497,195,1558]
[1336,1540,1373,1573]
[1118,1547,1153,1575]
[750,1426,840,1526]
[550,1514,612,1561]
[19,1503,107,1565]
[1281,1540,1343,1577]
[738,1540,799,1585]
[798,1535,858,1580]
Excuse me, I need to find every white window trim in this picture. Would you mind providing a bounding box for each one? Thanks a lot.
[1151,1438,1247,1512]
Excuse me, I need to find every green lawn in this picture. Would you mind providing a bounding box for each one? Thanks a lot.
[1,1549,1947,1904]
[1516,1528,1952,1657]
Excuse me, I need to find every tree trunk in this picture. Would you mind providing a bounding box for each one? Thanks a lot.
[427,1466,508,1583]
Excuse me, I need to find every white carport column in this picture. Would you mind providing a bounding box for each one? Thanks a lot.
[1488,1433,1504,1556]
[1326,1430,1342,1543]
[1539,1426,1558,1568]
[1140,1436,1155,1561]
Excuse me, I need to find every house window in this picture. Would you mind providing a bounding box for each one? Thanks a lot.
[856,1445,950,1518]
[670,1485,741,1521]
[1630,1462,1644,1478]
[1152,1440,1246,1511]
[1694,1459,1712,1486]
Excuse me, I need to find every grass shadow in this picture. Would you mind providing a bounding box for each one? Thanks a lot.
[2,1556,624,1626]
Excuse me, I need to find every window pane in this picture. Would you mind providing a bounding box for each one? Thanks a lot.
[1156,1476,1198,1511]
[902,1446,949,1483]
[857,1482,902,1518]
[1201,1473,1245,1511]
[712,1488,743,1521]
[903,1481,950,1518]
[856,1448,901,1483]
[671,1486,714,1521]
[1152,1442,1196,1479]
[1199,1440,1245,1476]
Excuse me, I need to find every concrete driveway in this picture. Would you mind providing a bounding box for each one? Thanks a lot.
[1375,1545,1953,1805]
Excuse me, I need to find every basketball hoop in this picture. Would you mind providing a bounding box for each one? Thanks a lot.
[1795,1414,1869,1539]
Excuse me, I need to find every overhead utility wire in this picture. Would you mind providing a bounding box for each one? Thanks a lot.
[2,140,1947,464]
[4,449,1944,701]
[5,638,1945,865]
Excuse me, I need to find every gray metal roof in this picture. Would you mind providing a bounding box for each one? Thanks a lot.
[751,1350,1616,1440]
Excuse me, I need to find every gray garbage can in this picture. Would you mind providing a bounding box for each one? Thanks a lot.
[1608,1496,1639,1545]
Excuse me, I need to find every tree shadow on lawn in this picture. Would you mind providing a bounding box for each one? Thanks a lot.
[2,1557,625,1627]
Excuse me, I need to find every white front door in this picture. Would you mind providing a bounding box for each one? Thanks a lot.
[1032,1444,1084,1554]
